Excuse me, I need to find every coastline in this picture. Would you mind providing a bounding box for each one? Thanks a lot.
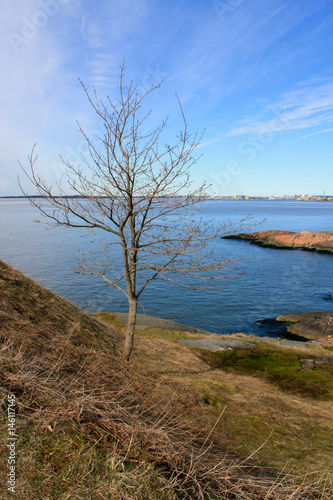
[101,312,329,351]
[107,311,211,334]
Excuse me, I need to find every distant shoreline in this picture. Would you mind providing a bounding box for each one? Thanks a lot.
[1,195,332,202]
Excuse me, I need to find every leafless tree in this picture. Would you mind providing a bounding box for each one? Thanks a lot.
[19,63,251,361]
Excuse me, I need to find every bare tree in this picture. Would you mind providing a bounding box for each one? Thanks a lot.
[19,63,250,361]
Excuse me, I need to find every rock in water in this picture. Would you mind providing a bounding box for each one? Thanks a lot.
[276,311,333,341]
[223,230,333,253]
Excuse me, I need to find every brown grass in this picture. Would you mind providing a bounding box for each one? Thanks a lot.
[0,260,332,499]
[124,331,333,475]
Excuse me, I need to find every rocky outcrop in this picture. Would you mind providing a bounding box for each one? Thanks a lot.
[276,312,333,341]
[223,230,333,253]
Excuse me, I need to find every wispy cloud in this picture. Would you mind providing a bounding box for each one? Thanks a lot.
[228,80,333,136]
[297,127,333,140]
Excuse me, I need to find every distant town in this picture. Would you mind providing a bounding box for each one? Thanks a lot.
[211,193,333,202]
[1,193,332,201]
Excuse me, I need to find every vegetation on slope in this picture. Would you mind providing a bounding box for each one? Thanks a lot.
[196,343,333,400]
[0,260,332,499]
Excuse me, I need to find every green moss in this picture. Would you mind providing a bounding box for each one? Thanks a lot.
[93,312,127,330]
[196,345,333,400]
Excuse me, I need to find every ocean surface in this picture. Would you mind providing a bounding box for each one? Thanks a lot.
[1,198,332,338]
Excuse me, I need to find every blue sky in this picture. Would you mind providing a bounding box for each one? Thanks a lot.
[1,0,333,196]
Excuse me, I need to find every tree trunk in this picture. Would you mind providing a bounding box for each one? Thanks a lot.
[122,298,137,361]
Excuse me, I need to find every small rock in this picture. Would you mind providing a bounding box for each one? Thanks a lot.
[300,357,333,371]
[315,357,333,365]
[300,359,315,371]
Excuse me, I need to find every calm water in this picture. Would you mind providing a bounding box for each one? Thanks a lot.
[1,198,332,337]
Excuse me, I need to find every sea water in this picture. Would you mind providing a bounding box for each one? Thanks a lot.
[1,198,332,336]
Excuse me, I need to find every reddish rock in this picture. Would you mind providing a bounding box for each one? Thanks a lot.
[224,230,333,253]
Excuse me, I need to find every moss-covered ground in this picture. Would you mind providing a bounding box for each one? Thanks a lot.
[195,342,333,400]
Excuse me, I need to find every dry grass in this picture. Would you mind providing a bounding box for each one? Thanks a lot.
[0,260,332,499]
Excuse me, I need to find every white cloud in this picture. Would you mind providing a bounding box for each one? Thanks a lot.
[297,127,333,140]
[228,81,333,136]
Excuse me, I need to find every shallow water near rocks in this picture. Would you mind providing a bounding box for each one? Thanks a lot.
[254,318,309,341]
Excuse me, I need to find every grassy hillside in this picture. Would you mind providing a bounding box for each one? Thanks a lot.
[0,260,332,499]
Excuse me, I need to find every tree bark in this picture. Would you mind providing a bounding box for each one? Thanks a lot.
[122,298,137,361]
